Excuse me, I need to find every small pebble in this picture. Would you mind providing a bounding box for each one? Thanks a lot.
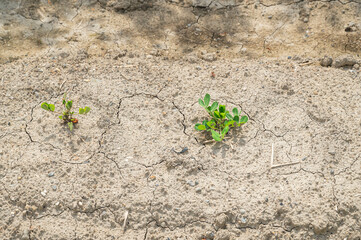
[195,188,202,193]
[288,56,292,59]
[41,190,47,197]
[149,175,156,181]
[240,209,246,214]
[240,217,247,223]
[330,169,334,175]
[48,172,55,177]
[187,180,195,187]
[52,185,57,191]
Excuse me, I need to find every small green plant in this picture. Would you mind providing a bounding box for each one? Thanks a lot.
[194,93,248,141]
[41,93,90,131]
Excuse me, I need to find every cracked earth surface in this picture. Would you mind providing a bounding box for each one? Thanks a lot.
[1,51,361,239]
[1,0,361,240]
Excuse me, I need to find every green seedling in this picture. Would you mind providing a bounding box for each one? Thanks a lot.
[194,93,248,141]
[41,93,90,131]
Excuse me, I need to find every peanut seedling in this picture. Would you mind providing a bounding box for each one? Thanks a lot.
[194,93,248,141]
[41,93,90,131]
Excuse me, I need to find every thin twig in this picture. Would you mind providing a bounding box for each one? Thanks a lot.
[271,161,300,169]
[123,210,129,233]
[271,143,274,168]
[299,61,313,66]
[59,79,68,90]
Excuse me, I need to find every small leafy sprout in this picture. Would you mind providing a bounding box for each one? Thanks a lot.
[41,93,91,131]
[195,93,248,142]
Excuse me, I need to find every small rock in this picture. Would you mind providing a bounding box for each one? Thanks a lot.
[52,185,57,191]
[214,213,228,230]
[187,180,195,187]
[333,55,357,68]
[202,53,217,62]
[320,56,333,67]
[330,169,334,175]
[195,66,202,70]
[353,64,360,70]
[268,15,272,19]
[41,190,47,197]
[303,17,309,23]
[59,52,70,59]
[240,209,246,215]
[186,55,197,63]
[195,187,202,193]
[113,50,127,60]
[149,175,156,181]
[240,48,247,54]
[288,56,292,59]
[48,172,55,177]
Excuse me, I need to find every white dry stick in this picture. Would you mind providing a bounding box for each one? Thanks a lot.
[271,143,274,168]
[59,79,68,90]
[271,161,301,169]
[123,210,129,233]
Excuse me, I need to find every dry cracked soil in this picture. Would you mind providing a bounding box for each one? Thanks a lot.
[1,0,361,240]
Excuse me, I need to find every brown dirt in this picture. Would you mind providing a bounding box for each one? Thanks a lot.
[1,0,361,239]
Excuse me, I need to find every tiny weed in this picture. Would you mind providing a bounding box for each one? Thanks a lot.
[194,93,248,141]
[41,93,90,131]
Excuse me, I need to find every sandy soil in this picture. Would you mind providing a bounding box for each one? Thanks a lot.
[1,1,361,240]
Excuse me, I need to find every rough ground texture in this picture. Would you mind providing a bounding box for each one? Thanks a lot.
[1,1,361,240]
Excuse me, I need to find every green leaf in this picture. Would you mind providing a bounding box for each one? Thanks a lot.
[233,115,240,123]
[195,124,206,131]
[66,100,73,110]
[62,93,67,105]
[232,108,239,116]
[206,120,216,129]
[59,115,63,119]
[214,111,220,118]
[210,102,218,111]
[79,108,85,114]
[211,130,222,141]
[198,99,205,107]
[68,122,73,131]
[240,115,248,124]
[219,105,226,113]
[41,102,49,111]
[204,94,210,107]
[48,104,55,112]
[84,107,90,114]
[226,113,233,120]
[221,126,230,137]
[225,120,235,127]
[220,112,226,119]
